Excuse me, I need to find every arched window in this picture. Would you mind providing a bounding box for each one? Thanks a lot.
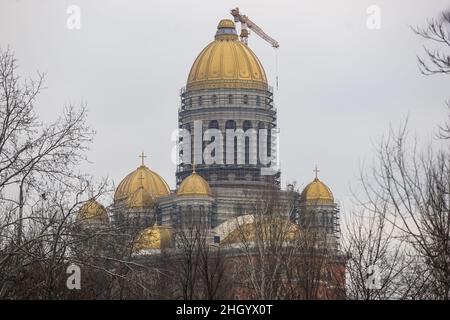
[209,120,219,129]
[256,95,261,106]
[198,96,203,106]
[212,95,217,104]
[228,94,233,104]
[184,123,194,165]
[243,95,248,104]
[243,121,252,165]
[208,121,219,158]
[257,122,266,166]
[225,120,236,164]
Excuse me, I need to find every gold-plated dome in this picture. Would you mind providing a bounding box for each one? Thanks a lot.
[126,186,154,209]
[77,199,108,223]
[300,178,334,204]
[217,19,236,29]
[114,164,170,204]
[221,218,300,245]
[133,226,172,252]
[186,19,268,91]
[177,169,212,197]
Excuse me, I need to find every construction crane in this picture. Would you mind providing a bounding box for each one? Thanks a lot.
[231,7,280,89]
[230,7,280,48]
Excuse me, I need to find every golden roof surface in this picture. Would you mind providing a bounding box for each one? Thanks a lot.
[133,226,172,252]
[126,185,154,209]
[221,218,300,245]
[217,19,235,29]
[177,170,212,197]
[77,199,109,223]
[300,177,334,204]
[114,164,170,204]
[186,19,268,91]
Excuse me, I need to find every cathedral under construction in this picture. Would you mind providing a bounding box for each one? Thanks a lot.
[77,16,346,299]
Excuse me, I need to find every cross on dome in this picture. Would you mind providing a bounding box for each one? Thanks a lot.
[139,151,147,166]
[313,165,320,179]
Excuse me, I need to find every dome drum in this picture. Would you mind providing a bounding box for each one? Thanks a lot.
[180,90,273,112]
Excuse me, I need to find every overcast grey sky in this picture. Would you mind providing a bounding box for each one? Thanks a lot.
[0,0,448,208]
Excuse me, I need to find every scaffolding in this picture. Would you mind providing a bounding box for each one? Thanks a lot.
[298,201,341,250]
[176,85,280,189]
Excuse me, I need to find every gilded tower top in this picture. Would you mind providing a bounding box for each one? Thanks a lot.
[114,154,170,204]
[300,168,334,204]
[186,19,268,91]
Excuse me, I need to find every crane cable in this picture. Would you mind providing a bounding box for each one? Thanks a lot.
[275,48,279,91]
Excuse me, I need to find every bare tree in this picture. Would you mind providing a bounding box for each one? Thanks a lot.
[220,187,344,300]
[225,188,296,299]
[413,11,450,76]
[351,121,450,299]
[342,207,411,300]
[413,11,450,139]
[167,224,229,300]
[0,47,119,299]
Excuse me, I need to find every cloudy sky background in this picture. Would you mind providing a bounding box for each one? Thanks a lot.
[0,0,448,210]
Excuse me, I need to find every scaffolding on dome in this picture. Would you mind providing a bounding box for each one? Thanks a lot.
[176,85,280,189]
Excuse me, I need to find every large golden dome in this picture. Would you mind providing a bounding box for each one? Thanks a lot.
[77,199,109,223]
[177,170,212,197]
[114,163,170,204]
[300,177,334,204]
[133,226,172,252]
[186,19,268,91]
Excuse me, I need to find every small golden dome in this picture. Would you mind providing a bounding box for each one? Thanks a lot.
[78,199,108,223]
[217,19,235,29]
[114,164,170,204]
[300,178,334,204]
[177,170,212,197]
[133,226,172,252]
[126,186,154,209]
[186,20,267,91]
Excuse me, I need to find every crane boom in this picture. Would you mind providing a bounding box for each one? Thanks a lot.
[230,7,279,48]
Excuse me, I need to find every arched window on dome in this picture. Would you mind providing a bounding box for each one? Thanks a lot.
[184,123,193,166]
[225,120,236,164]
[257,122,266,166]
[212,95,218,105]
[198,96,203,106]
[188,97,192,108]
[209,120,219,129]
[256,95,261,106]
[198,205,207,228]
[243,120,253,165]
[228,94,233,104]
[208,120,219,158]
[243,95,248,105]
[179,123,192,167]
